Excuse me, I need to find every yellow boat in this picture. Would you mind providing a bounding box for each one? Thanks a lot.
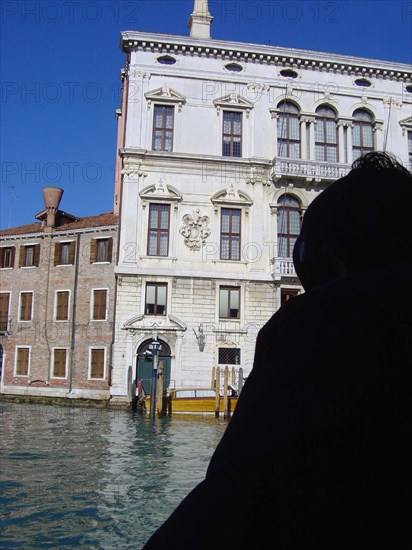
[142,387,238,416]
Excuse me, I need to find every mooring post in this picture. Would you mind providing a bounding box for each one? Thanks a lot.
[211,366,216,389]
[223,366,229,419]
[214,367,220,417]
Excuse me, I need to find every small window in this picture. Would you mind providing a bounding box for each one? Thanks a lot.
[90,238,112,263]
[0,292,10,332]
[89,348,105,379]
[157,55,177,65]
[222,111,242,157]
[54,242,75,266]
[19,292,33,322]
[354,78,371,87]
[219,287,240,319]
[92,289,108,321]
[224,63,243,72]
[0,246,16,268]
[52,348,67,378]
[19,244,40,268]
[218,348,241,365]
[55,291,70,321]
[15,347,30,376]
[281,289,299,307]
[145,283,167,315]
[152,105,174,152]
[220,208,241,261]
[280,69,298,79]
[147,204,170,256]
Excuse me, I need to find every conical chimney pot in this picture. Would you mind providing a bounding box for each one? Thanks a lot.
[42,186,64,209]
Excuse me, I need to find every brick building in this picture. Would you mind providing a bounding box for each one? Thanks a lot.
[0,187,118,401]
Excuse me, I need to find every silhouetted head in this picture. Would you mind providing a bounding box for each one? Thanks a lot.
[293,152,412,290]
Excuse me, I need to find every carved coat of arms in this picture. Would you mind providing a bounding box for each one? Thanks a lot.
[179,210,211,251]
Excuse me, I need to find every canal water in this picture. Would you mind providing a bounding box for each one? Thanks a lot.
[0,402,229,549]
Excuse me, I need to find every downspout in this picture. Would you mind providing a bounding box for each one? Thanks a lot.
[69,233,81,393]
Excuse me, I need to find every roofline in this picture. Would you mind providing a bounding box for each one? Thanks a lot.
[0,224,118,240]
[120,31,412,81]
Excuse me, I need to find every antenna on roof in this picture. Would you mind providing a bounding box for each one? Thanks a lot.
[7,186,17,229]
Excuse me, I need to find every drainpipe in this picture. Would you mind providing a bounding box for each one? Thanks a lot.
[69,233,81,394]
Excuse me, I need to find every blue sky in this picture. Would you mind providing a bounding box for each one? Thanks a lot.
[1,0,411,229]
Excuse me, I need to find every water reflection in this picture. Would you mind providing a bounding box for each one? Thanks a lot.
[0,403,228,548]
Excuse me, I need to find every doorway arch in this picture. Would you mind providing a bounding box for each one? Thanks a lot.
[136,339,171,394]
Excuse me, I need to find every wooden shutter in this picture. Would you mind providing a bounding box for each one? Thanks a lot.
[54,243,60,266]
[93,290,107,320]
[90,239,97,263]
[0,293,10,331]
[16,348,29,375]
[53,349,67,377]
[20,293,33,321]
[33,244,40,267]
[107,238,113,262]
[69,241,76,265]
[0,248,3,267]
[19,246,25,267]
[56,291,69,321]
[90,349,104,378]
[9,247,16,268]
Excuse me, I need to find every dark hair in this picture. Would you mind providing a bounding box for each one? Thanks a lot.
[293,152,412,290]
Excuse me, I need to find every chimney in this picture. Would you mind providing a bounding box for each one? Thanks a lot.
[188,0,213,39]
[42,186,64,228]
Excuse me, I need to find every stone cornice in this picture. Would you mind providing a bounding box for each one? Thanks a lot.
[121,31,412,81]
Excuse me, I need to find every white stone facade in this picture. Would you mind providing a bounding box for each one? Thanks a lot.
[111,4,412,402]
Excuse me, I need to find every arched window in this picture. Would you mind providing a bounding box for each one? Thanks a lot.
[277,194,301,258]
[352,109,374,160]
[315,105,338,162]
[277,101,300,159]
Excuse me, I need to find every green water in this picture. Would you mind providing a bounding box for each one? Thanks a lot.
[0,402,228,548]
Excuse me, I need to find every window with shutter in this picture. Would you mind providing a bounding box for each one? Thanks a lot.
[89,348,105,379]
[0,247,16,268]
[92,289,107,320]
[54,242,75,265]
[16,347,30,376]
[55,291,70,321]
[52,348,67,378]
[91,238,112,263]
[19,292,33,321]
[0,293,10,332]
[19,244,40,267]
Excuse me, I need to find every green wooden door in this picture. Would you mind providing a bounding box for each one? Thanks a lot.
[136,355,171,394]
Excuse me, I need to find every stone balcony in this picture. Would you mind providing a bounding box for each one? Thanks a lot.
[270,257,297,280]
[271,158,351,183]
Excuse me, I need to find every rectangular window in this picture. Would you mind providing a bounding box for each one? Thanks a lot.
[54,241,75,266]
[0,246,16,268]
[145,283,167,315]
[220,208,241,261]
[55,291,70,321]
[0,292,10,332]
[19,292,33,321]
[19,244,40,268]
[90,238,112,263]
[89,348,105,379]
[219,287,240,319]
[222,111,242,157]
[281,289,299,307]
[147,204,170,256]
[15,347,30,376]
[152,105,174,151]
[92,289,108,321]
[52,348,67,378]
[218,347,241,365]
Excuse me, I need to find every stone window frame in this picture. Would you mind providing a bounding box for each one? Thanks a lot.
[88,347,107,380]
[14,345,31,377]
[90,288,109,321]
[50,347,69,379]
[0,246,16,269]
[54,290,71,322]
[18,291,34,322]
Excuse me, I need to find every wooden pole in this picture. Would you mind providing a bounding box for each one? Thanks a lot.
[211,366,216,389]
[231,366,236,386]
[223,366,229,419]
[156,360,164,416]
[214,367,220,417]
[238,367,244,394]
